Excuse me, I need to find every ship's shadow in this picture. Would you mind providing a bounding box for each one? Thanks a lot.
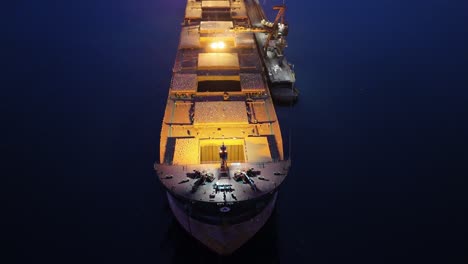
[162,207,281,264]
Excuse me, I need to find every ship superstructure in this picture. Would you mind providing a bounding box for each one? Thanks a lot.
[154,0,294,255]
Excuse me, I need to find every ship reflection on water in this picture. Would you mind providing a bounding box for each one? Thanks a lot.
[160,206,280,263]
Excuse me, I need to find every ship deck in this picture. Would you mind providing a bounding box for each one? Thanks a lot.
[156,161,288,203]
[156,0,291,204]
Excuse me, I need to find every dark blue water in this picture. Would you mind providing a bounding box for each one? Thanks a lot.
[5,0,468,263]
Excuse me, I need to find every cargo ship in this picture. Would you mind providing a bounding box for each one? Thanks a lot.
[154,0,296,255]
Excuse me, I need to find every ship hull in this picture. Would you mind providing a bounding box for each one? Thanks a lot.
[167,191,278,255]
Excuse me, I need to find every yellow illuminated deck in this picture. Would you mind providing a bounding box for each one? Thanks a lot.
[159,0,285,167]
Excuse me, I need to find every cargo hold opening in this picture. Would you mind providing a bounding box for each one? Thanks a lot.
[197,80,241,92]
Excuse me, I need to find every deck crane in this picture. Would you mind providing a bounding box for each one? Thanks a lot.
[262,4,288,55]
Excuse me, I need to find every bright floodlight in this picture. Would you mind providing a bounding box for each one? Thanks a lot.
[210,41,225,49]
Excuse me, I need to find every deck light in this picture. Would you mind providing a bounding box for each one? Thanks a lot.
[210,41,226,49]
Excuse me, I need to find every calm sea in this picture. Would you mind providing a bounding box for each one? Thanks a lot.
[6,0,467,263]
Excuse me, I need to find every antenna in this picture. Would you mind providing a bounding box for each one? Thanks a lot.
[288,127,292,164]
[288,85,293,165]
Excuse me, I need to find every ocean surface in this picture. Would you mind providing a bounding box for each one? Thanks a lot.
[6,0,468,263]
